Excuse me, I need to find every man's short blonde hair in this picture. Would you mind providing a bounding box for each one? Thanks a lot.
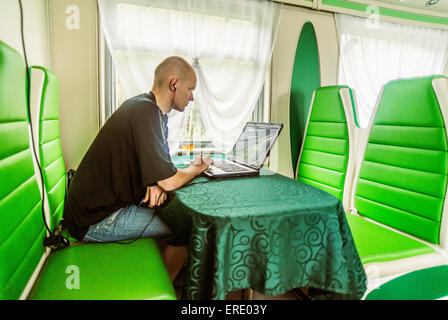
[153,56,195,88]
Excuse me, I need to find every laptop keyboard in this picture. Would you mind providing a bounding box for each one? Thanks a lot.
[213,161,249,172]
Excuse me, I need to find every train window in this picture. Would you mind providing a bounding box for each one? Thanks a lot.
[104,48,265,155]
[336,13,448,128]
[101,1,271,155]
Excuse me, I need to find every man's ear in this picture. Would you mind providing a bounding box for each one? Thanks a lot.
[169,78,178,92]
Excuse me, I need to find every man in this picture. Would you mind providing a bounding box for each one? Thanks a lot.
[62,56,213,281]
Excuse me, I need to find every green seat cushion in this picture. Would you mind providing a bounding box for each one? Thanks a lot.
[61,229,79,244]
[346,213,435,264]
[365,265,448,300]
[355,76,447,244]
[0,41,46,300]
[297,86,351,202]
[29,239,176,300]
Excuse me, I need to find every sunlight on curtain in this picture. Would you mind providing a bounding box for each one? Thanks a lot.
[336,14,448,128]
[98,0,282,154]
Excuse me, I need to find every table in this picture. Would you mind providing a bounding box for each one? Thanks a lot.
[158,158,367,300]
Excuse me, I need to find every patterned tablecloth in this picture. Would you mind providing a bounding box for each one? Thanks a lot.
[158,163,367,300]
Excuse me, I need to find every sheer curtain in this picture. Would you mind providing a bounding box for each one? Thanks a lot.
[336,14,448,128]
[97,0,282,154]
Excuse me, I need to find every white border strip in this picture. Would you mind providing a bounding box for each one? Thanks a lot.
[271,0,314,9]
[19,248,50,300]
[295,91,316,179]
[432,77,448,252]
[349,84,385,213]
[339,87,357,211]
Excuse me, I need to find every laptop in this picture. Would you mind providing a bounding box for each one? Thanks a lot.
[203,122,283,179]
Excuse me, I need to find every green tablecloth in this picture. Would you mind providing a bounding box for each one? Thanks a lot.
[159,159,366,300]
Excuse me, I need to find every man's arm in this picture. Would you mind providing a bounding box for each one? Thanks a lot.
[158,155,213,191]
[142,168,196,207]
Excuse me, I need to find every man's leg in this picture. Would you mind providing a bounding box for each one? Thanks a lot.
[162,244,188,281]
[81,206,190,283]
[81,205,171,242]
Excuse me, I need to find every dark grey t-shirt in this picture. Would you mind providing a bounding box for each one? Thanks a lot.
[62,92,177,240]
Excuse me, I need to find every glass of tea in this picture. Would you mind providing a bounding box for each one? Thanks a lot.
[181,141,195,151]
[181,141,195,161]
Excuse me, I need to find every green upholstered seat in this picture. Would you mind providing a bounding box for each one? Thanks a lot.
[27,65,176,300]
[348,75,448,279]
[365,265,448,300]
[296,85,358,210]
[0,41,176,300]
[29,239,176,300]
[0,41,46,299]
[346,214,435,265]
[353,75,447,244]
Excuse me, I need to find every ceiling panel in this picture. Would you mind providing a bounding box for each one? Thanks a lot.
[372,0,448,14]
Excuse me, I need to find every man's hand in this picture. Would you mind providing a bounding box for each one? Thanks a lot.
[157,155,215,192]
[190,155,214,174]
[143,185,168,208]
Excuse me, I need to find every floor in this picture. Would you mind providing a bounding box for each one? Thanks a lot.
[174,265,306,300]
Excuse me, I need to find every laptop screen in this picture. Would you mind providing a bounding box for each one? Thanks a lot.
[227,122,283,169]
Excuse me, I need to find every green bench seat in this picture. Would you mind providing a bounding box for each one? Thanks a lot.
[0,40,176,300]
[293,78,448,298]
[346,213,436,265]
[29,239,174,300]
[0,40,46,300]
[347,75,448,294]
[365,265,448,300]
[296,85,359,211]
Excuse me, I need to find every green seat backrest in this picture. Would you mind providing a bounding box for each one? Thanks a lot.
[296,85,358,207]
[0,41,46,299]
[30,66,66,231]
[354,75,448,244]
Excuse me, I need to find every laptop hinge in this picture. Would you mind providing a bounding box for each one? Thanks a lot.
[227,158,259,171]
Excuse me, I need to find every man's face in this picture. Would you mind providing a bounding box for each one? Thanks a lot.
[172,72,196,112]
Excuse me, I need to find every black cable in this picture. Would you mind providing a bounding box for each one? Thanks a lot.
[112,214,155,245]
[116,176,221,243]
[17,1,170,248]
[110,176,225,244]
[112,200,156,245]
[83,199,159,245]
[181,177,223,188]
[18,0,50,235]
[18,0,69,250]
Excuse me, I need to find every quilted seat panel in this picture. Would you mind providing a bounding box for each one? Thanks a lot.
[354,75,447,244]
[0,41,45,300]
[297,86,353,201]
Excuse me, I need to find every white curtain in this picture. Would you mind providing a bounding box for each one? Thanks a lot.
[336,14,448,128]
[97,0,282,154]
